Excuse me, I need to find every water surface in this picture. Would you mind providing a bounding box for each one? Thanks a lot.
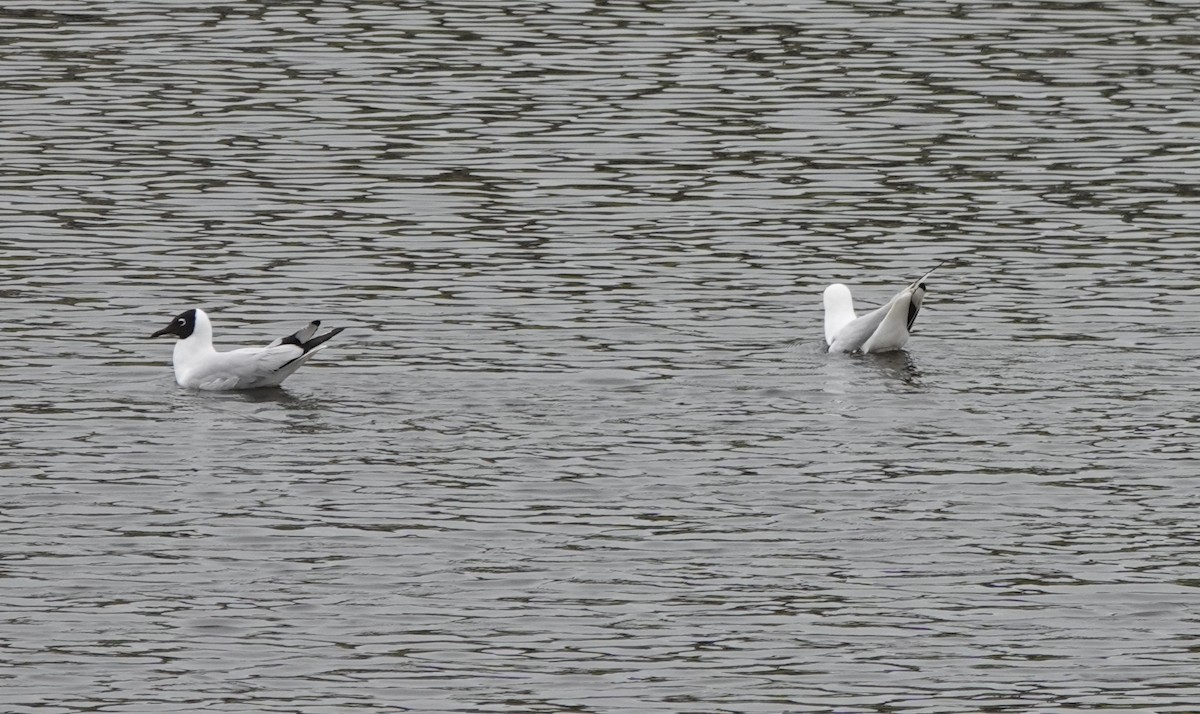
[3,1,1200,712]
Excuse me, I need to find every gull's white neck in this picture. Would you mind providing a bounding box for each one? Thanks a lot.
[822,283,857,345]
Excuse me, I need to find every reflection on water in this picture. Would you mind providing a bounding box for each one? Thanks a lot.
[860,349,922,384]
[4,0,1200,712]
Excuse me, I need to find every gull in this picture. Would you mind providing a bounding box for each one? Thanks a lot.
[151,308,345,390]
[823,264,942,353]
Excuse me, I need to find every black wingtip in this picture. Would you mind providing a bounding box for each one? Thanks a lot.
[912,258,953,286]
[301,326,345,353]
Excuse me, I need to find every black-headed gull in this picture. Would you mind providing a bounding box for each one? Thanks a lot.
[151,308,345,390]
[823,266,940,353]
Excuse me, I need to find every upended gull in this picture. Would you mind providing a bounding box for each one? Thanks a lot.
[822,266,941,353]
[151,308,345,390]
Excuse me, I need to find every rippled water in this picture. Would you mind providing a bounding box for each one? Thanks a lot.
[4,1,1200,712]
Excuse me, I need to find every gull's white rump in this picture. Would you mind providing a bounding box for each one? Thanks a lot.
[823,264,942,353]
[151,308,345,390]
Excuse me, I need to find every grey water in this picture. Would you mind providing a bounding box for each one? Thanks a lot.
[3,1,1200,712]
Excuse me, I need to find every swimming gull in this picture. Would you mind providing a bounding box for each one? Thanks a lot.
[151,308,345,390]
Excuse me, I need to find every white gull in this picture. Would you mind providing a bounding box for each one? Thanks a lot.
[823,265,941,353]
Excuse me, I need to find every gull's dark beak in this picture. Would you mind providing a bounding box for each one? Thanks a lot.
[151,324,176,338]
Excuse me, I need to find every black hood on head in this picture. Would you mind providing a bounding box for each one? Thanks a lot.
[151,309,197,339]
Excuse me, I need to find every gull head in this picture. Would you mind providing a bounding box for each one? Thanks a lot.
[151,309,198,340]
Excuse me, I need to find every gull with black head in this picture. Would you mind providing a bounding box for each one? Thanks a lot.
[151,308,345,390]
